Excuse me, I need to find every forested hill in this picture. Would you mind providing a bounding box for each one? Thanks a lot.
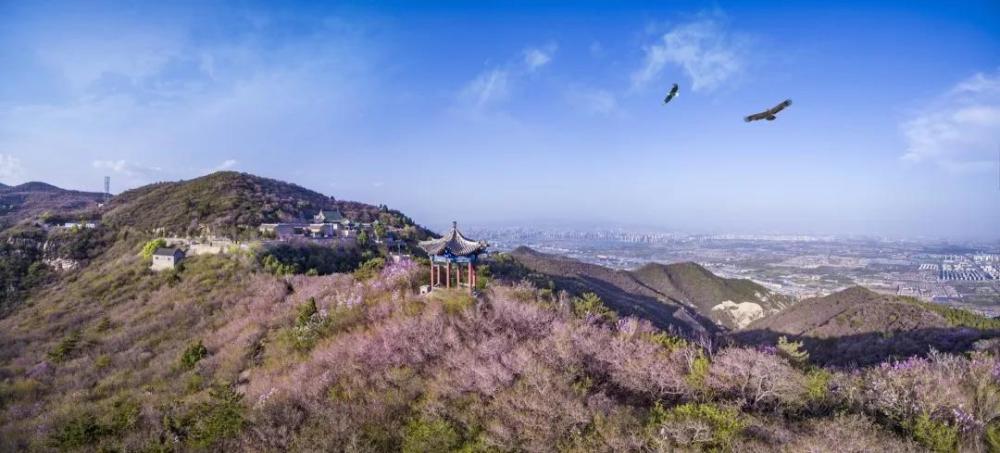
[102,171,426,238]
[0,182,105,232]
[734,286,1000,366]
[504,246,792,332]
[0,171,432,317]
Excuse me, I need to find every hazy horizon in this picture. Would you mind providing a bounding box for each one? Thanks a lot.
[1,1,998,240]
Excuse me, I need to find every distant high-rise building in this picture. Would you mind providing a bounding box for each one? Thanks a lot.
[104,176,110,202]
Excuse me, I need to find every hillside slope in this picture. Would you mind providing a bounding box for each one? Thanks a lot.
[3,178,1000,450]
[0,182,105,231]
[0,172,432,317]
[507,247,789,332]
[102,171,424,238]
[735,286,1000,366]
[506,246,716,335]
[1,255,993,452]
[631,261,793,329]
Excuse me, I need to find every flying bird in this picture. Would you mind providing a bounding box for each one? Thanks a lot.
[744,99,792,122]
[663,83,679,105]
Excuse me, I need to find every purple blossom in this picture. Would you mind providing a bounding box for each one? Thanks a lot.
[952,407,981,432]
[26,361,52,379]
[879,356,926,372]
[756,345,778,355]
[616,318,638,335]
[380,258,417,281]
[369,259,419,292]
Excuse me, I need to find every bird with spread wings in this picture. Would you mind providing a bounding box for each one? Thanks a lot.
[744,99,792,122]
[663,83,679,105]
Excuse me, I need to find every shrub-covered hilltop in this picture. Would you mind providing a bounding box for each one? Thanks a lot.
[0,181,106,230]
[0,172,430,315]
[102,171,425,238]
[736,286,1000,367]
[504,246,794,334]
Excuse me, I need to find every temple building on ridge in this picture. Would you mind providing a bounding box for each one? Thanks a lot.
[418,222,488,294]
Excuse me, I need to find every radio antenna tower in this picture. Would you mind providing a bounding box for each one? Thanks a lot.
[104,176,110,202]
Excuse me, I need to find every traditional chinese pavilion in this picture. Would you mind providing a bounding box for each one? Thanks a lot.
[418,221,488,294]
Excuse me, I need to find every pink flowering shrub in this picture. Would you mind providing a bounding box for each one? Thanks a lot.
[707,347,806,411]
[374,258,419,292]
[8,249,1000,452]
[773,414,921,453]
[847,350,1000,448]
[240,281,685,449]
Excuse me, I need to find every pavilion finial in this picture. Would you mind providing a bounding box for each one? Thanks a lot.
[452,220,457,230]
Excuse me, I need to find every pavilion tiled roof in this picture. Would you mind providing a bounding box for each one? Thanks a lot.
[418,222,487,256]
[317,209,344,222]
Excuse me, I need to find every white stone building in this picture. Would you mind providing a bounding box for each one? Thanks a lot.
[151,248,185,271]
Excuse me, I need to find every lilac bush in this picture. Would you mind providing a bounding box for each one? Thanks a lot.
[707,347,806,411]
[849,349,1000,447]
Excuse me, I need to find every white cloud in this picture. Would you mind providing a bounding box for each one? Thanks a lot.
[460,69,510,108]
[459,42,556,110]
[92,159,127,173]
[566,87,619,116]
[901,69,1000,173]
[0,10,378,190]
[953,71,1000,94]
[0,154,24,181]
[632,16,747,92]
[92,160,163,178]
[215,159,238,171]
[38,33,182,91]
[522,43,556,72]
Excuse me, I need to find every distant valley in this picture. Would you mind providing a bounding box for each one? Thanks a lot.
[470,226,1000,315]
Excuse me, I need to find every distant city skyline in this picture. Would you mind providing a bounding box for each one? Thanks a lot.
[1,1,998,239]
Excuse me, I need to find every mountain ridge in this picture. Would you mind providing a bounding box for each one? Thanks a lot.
[102,171,427,238]
[506,246,792,332]
[734,286,1000,366]
[0,181,105,231]
[0,171,432,316]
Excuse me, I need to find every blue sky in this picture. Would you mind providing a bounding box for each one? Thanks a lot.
[0,1,998,239]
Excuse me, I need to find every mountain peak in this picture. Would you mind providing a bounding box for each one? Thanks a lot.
[506,247,792,332]
[10,181,63,192]
[735,285,1000,366]
[102,171,423,239]
[0,181,105,231]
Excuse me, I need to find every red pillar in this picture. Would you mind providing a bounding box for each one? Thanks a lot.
[446,262,451,288]
[431,264,437,288]
[467,262,473,294]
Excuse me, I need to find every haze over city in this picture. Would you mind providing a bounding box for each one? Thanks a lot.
[1,0,998,239]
